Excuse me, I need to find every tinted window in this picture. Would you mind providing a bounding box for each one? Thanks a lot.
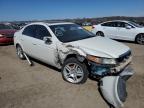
[101,22,117,27]
[22,25,36,37]
[117,22,125,28]
[128,21,143,28]
[125,23,134,28]
[117,22,134,28]
[35,25,51,40]
[101,22,111,27]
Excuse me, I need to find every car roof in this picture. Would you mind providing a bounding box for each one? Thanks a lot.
[100,20,129,24]
[26,22,74,26]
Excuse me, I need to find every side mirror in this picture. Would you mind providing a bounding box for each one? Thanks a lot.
[43,36,52,44]
[125,25,132,29]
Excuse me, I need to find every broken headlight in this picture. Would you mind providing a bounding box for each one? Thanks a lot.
[87,55,116,65]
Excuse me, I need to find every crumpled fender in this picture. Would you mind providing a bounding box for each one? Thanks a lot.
[57,43,87,65]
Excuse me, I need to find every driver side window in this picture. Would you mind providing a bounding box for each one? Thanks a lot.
[35,25,51,40]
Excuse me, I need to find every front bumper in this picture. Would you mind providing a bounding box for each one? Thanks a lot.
[89,56,132,77]
[111,56,132,73]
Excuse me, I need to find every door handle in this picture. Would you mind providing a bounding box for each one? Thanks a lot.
[32,43,37,45]
[20,39,24,41]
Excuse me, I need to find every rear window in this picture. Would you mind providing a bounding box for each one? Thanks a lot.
[101,22,117,27]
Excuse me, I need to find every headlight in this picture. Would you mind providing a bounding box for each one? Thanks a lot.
[87,55,116,65]
[103,58,116,64]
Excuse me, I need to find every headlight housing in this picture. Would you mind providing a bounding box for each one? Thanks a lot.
[87,55,116,65]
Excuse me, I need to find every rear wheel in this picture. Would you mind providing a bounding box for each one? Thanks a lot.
[135,34,144,45]
[16,45,25,60]
[61,57,89,84]
[96,31,104,37]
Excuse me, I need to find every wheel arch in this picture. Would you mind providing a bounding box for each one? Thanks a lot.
[135,33,144,40]
[96,31,105,36]
[16,43,21,48]
[15,43,25,52]
[63,54,89,68]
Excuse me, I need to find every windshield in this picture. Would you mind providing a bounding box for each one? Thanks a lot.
[128,21,143,28]
[49,24,95,42]
[0,24,13,30]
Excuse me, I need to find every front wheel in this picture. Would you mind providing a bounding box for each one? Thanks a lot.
[61,57,89,84]
[135,34,144,45]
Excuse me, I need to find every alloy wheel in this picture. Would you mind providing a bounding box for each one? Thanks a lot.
[63,63,84,83]
[136,34,144,44]
[16,46,24,59]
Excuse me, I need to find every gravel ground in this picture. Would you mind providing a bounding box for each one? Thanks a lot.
[0,41,144,108]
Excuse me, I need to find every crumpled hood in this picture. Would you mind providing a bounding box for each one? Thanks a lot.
[68,36,130,58]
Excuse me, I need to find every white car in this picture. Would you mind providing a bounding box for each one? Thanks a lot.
[91,20,144,44]
[14,22,134,107]
[14,22,133,84]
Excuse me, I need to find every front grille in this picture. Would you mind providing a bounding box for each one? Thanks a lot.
[111,50,132,72]
[117,50,131,63]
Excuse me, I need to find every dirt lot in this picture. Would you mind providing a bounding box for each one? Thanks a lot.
[0,42,144,108]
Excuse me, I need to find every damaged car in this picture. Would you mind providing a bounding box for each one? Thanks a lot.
[14,22,133,84]
[14,22,134,107]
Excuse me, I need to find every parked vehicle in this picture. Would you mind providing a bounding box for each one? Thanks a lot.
[14,22,134,107]
[91,20,144,44]
[14,22,133,83]
[0,24,16,44]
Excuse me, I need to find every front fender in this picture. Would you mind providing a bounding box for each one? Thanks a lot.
[57,43,87,65]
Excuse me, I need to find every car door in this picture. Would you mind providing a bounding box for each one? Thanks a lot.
[29,25,57,67]
[21,25,37,56]
[116,22,136,41]
[101,22,118,39]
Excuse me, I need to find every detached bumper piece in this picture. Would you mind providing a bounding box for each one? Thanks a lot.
[99,67,134,108]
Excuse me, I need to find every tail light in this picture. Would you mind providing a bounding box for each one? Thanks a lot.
[92,25,95,29]
[0,34,4,37]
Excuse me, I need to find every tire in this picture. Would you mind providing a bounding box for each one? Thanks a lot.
[16,45,25,60]
[61,57,89,84]
[96,31,104,37]
[135,34,144,45]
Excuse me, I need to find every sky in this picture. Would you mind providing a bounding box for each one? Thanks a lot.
[0,0,144,21]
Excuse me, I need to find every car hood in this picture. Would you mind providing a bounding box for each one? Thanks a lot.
[68,36,130,58]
